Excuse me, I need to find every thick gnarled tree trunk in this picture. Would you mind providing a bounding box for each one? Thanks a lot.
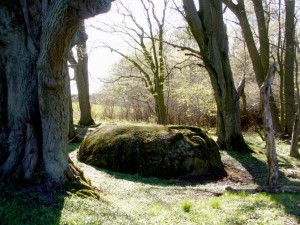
[0,4,41,182]
[0,0,112,188]
[183,0,250,152]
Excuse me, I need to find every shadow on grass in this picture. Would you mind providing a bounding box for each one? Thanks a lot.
[92,166,224,188]
[226,150,300,186]
[226,150,300,220]
[92,166,182,186]
[0,187,65,225]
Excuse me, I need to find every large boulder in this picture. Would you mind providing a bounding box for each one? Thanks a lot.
[77,125,226,178]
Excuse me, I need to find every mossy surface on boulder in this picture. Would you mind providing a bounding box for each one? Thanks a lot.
[77,125,226,178]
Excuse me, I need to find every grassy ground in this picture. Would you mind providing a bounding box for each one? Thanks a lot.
[0,133,299,225]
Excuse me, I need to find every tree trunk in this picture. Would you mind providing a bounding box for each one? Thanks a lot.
[223,0,281,133]
[0,0,112,188]
[0,49,7,131]
[0,42,8,165]
[67,23,91,140]
[74,22,95,126]
[154,84,168,125]
[284,0,296,136]
[0,5,41,182]
[261,63,279,187]
[290,37,300,158]
[67,74,78,141]
[276,0,286,132]
[290,107,300,158]
[183,0,250,152]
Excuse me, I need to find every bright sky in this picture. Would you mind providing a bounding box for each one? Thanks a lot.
[70,0,181,94]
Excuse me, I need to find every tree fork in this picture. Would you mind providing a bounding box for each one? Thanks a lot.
[183,0,251,152]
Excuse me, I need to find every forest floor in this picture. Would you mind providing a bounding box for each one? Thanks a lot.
[0,131,299,225]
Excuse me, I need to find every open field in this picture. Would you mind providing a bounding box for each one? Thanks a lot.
[0,132,299,225]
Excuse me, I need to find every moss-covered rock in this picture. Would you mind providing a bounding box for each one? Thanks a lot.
[77,125,226,178]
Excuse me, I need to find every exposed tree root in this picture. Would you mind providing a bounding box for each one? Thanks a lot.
[66,158,102,200]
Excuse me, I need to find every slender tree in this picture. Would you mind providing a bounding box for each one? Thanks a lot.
[290,36,300,157]
[67,73,78,141]
[223,0,282,132]
[284,0,296,136]
[72,21,95,126]
[275,0,286,132]
[182,0,250,152]
[0,0,113,189]
[67,26,90,141]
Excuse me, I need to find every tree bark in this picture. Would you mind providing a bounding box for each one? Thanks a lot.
[0,3,41,182]
[155,84,168,125]
[284,0,296,136]
[290,38,300,158]
[290,107,300,158]
[183,0,251,152]
[261,63,279,187]
[0,49,7,131]
[0,0,112,188]
[0,42,8,165]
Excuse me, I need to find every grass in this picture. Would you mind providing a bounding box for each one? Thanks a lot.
[72,102,105,124]
[210,197,221,209]
[72,102,155,125]
[182,199,192,212]
[0,133,299,225]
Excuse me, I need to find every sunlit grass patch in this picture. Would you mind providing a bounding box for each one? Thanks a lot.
[210,197,221,209]
[182,199,192,212]
[149,203,164,216]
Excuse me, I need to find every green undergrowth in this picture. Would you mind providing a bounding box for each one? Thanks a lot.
[0,133,299,225]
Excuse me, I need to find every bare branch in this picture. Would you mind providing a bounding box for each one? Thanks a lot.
[163,40,201,57]
[98,43,155,93]
[99,75,145,84]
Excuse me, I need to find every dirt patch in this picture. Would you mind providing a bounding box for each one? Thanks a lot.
[222,164,254,183]
[219,151,254,184]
